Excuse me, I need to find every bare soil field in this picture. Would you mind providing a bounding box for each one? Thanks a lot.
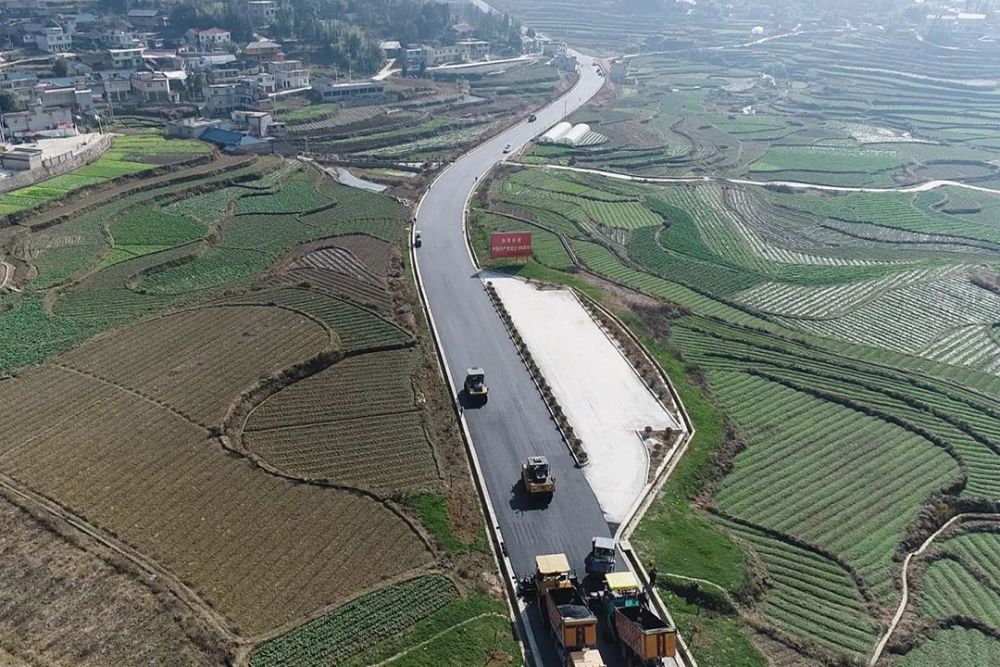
[0,307,433,636]
[243,349,440,492]
[0,491,227,667]
[57,305,334,427]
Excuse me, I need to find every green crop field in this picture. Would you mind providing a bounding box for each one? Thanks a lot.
[898,627,1000,667]
[480,158,1000,665]
[0,135,211,217]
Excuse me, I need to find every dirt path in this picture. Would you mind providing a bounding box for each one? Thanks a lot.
[370,612,506,666]
[525,162,1000,197]
[868,512,1000,666]
[0,471,245,652]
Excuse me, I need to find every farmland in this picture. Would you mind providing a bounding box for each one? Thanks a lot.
[0,135,212,217]
[289,60,572,163]
[0,153,505,664]
[478,161,1000,665]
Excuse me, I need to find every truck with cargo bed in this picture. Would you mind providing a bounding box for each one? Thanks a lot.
[591,572,676,666]
[532,554,607,667]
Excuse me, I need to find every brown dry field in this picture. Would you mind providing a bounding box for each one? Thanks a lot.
[242,349,440,492]
[0,492,227,666]
[0,305,434,637]
[56,305,332,427]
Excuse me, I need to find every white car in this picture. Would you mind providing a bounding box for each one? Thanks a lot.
[502,144,512,154]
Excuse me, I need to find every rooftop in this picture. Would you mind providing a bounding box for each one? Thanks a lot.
[200,127,265,147]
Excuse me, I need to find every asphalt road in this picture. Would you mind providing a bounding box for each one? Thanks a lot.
[415,54,608,581]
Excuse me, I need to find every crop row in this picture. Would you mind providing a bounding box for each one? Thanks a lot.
[250,575,456,667]
[244,411,438,492]
[60,305,330,426]
[291,246,385,286]
[247,349,419,430]
[236,170,333,214]
[224,288,412,351]
[938,531,1000,592]
[898,627,1000,667]
[711,370,957,600]
[785,271,1000,362]
[0,366,431,636]
[733,266,953,319]
[919,558,1000,627]
[716,516,876,657]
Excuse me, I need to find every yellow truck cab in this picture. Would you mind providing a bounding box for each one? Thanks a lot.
[594,571,676,665]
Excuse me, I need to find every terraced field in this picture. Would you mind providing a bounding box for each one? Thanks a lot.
[0,135,212,217]
[480,163,1000,665]
[897,627,1000,667]
[244,349,439,492]
[0,154,500,665]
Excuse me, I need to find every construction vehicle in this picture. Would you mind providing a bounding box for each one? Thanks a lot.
[589,571,676,665]
[522,455,555,495]
[530,554,606,667]
[585,536,616,575]
[464,367,488,402]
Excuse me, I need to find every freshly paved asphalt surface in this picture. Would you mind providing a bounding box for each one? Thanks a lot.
[415,53,608,581]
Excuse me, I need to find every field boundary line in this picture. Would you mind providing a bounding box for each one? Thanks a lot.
[371,612,506,666]
[0,470,244,650]
[869,512,1000,665]
[53,362,208,430]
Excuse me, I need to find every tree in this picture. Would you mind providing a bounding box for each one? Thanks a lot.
[0,90,21,113]
[52,56,69,78]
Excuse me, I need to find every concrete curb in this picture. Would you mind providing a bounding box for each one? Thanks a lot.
[408,223,537,667]
[482,277,588,468]
[573,290,700,667]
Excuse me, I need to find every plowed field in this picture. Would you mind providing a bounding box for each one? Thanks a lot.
[244,349,440,493]
[57,305,334,427]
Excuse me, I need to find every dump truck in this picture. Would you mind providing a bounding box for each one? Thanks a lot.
[585,536,616,575]
[464,367,488,402]
[522,455,555,495]
[530,554,607,667]
[591,572,676,666]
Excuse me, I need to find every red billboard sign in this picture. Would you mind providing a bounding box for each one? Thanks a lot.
[490,231,532,260]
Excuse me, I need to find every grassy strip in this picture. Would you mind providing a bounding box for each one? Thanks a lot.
[404,493,488,555]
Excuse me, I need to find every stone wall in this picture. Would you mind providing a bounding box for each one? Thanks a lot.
[0,134,113,194]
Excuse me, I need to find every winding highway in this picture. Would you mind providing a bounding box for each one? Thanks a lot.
[415,53,607,577]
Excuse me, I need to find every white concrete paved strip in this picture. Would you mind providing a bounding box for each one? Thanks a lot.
[487,274,679,523]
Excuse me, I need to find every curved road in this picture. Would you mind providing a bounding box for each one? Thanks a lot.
[415,56,607,579]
